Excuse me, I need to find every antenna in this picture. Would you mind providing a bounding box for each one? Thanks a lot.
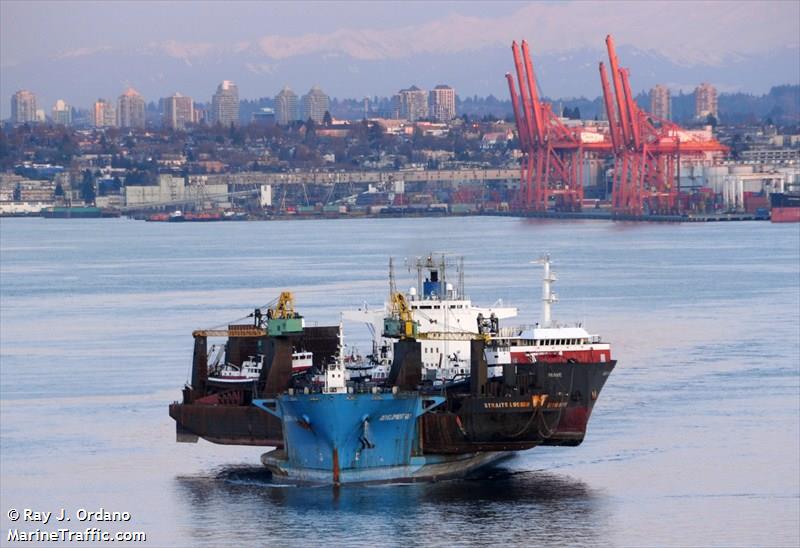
[458,256,465,299]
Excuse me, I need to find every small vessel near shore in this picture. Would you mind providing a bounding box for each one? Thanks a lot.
[770,192,800,223]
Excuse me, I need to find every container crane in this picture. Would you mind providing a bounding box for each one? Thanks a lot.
[507,40,610,212]
[600,35,728,216]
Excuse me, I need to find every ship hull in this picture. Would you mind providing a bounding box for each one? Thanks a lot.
[770,193,800,223]
[261,448,509,485]
[422,360,616,453]
[253,391,492,485]
[771,207,800,223]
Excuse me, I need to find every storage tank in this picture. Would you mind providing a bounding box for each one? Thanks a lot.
[704,166,728,193]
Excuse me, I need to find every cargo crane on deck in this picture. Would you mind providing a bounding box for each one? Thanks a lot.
[506,41,610,212]
[599,35,728,216]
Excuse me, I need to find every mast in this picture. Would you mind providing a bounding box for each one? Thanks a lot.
[389,257,396,298]
[535,254,558,327]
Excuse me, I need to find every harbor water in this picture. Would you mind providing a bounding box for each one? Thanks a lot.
[1,216,798,547]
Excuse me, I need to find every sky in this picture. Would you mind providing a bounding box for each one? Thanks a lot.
[1,0,798,116]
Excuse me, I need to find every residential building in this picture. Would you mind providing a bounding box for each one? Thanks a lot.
[695,83,718,119]
[429,85,456,122]
[275,86,298,125]
[51,99,72,125]
[649,85,670,121]
[163,93,194,130]
[301,86,330,124]
[251,107,276,126]
[398,86,428,121]
[93,99,117,128]
[211,80,239,127]
[11,90,37,125]
[117,87,146,129]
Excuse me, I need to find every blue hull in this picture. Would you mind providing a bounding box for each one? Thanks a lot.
[253,392,507,484]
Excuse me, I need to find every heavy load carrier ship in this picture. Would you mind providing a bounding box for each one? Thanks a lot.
[169,255,616,484]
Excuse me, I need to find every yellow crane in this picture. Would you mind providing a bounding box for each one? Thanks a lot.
[272,291,296,319]
[383,292,418,339]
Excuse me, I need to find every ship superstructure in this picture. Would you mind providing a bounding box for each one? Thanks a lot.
[344,255,517,382]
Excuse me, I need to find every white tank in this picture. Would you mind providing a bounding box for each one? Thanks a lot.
[704,166,728,192]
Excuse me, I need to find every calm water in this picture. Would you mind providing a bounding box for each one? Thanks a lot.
[1,216,798,547]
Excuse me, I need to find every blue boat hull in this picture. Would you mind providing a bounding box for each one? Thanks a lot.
[253,392,507,484]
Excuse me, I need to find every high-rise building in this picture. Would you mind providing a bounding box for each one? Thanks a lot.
[51,99,72,125]
[429,85,456,122]
[695,83,718,119]
[93,99,117,128]
[301,86,330,124]
[163,93,194,130]
[211,80,240,127]
[11,90,37,125]
[398,86,428,121]
[649,85,671,121]
[275,86,298,125]
[117,87,146,129]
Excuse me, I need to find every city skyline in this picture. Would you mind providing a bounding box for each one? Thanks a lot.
[1,1,798,118]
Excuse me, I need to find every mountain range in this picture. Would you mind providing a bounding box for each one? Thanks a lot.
[2,42,798,117]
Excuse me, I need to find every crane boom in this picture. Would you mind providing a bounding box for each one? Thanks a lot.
[620,67,641,149]
[511,41,538,147]
[605,34,631,148]
[521,40,545,144]
[506,73,529,150]
[599,62,621,152]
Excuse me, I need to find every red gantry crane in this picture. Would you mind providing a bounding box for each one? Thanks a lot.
[599,35,728,215]
[506,40,609,212]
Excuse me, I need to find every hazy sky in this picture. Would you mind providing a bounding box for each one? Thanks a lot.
[3,0,797,67]
[1,0,798,115]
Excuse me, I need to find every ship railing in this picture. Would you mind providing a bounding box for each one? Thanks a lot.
[286,384,409,397]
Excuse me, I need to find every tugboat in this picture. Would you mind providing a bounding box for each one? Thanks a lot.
[168,209,185,222]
